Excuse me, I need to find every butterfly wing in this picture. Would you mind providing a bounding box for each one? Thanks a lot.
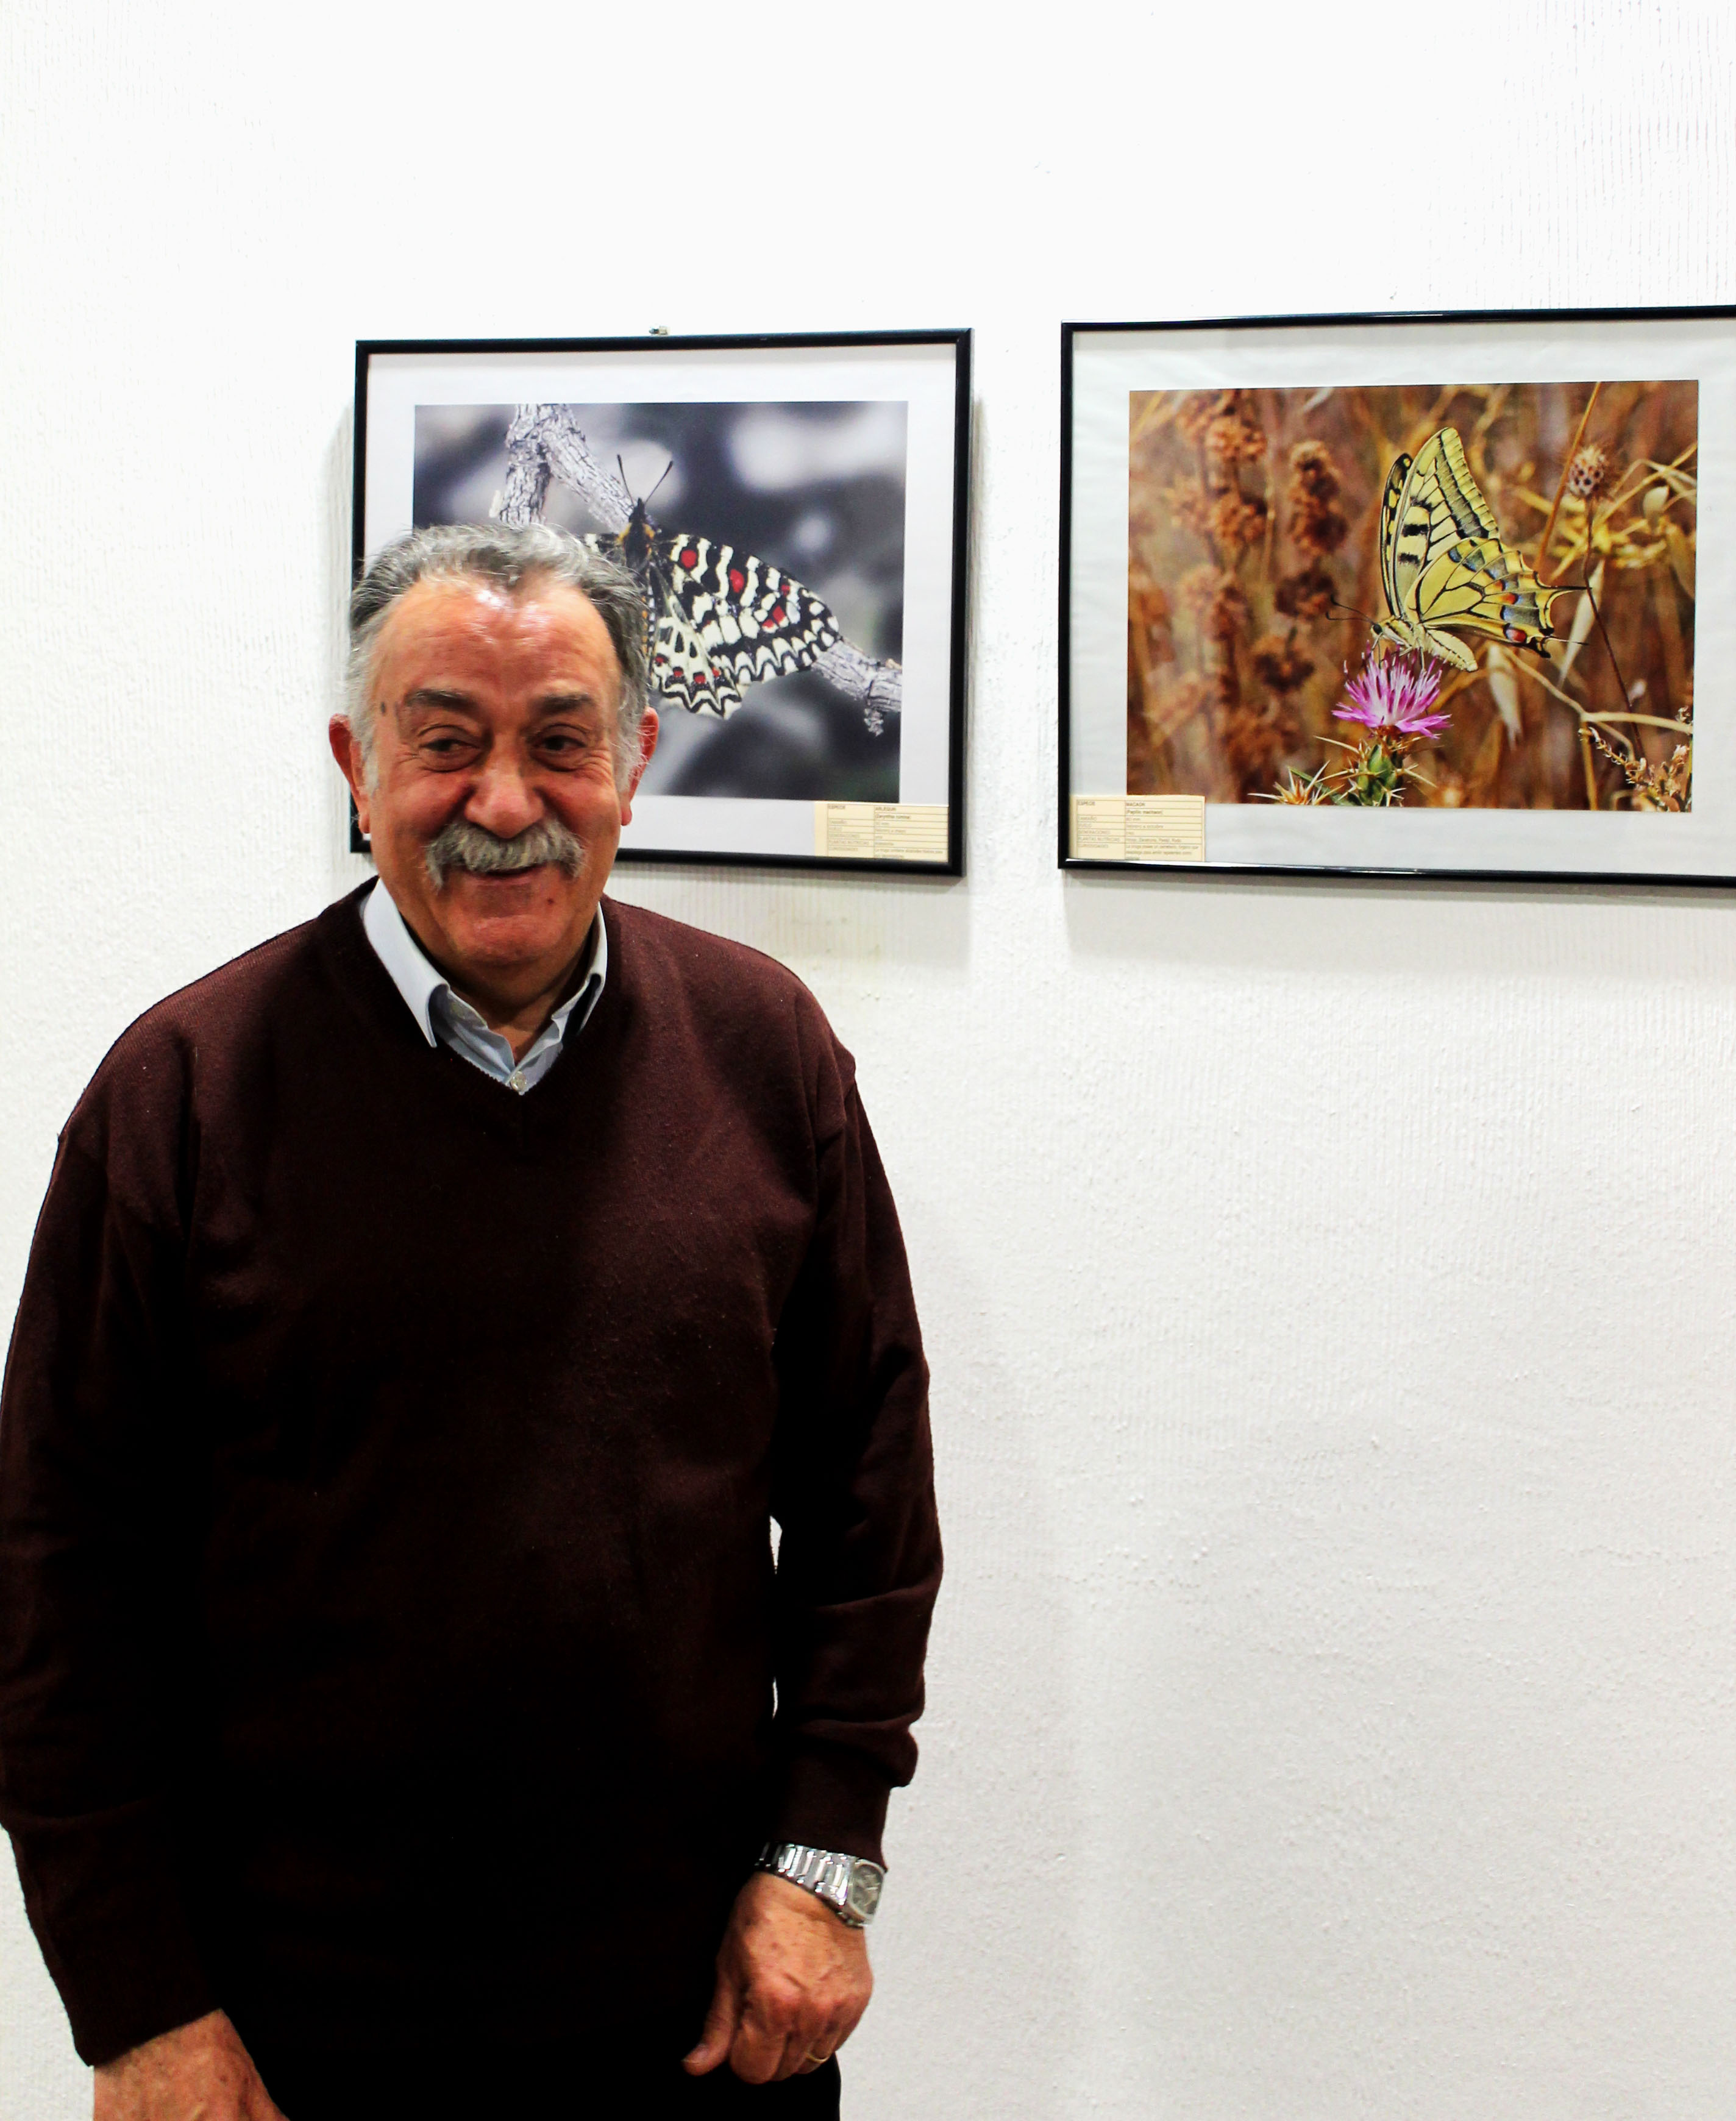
[1426,427,1503,540]
[585,520,749,712]
[652,599,744,717]
[1378,449,1414,619]
[650,533,842,718]
[1385,432,1471,613]
[1411,538,1560,661]
[1376,427,1560,666]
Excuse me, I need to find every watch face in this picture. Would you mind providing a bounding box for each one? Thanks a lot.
[846,1864,883,1921]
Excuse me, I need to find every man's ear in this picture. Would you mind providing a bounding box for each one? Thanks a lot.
[328,716,372,836]
[619,706,660,826]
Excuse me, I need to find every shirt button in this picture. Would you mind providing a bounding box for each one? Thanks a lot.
[509,1069,527,1093]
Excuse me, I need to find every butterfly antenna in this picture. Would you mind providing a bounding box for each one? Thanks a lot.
[646,459,674,504]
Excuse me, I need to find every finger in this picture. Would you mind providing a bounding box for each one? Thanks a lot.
[729,1998,809,2086]
[772,2015,836,2084]
[726,2019,790,2085]
[682,1966,744,2076]
[793,2005,845,2074]
[831,1992,869,2049]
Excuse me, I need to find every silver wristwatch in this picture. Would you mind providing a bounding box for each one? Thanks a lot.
[755,1841,885,1928]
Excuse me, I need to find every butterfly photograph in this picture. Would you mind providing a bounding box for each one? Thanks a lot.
[1062,311,1736,884]
[1123,377,1696,815]
[413,399,907,801]
[355,335,969,874]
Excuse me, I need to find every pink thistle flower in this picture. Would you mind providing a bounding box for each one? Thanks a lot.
[1334,653,1451,740]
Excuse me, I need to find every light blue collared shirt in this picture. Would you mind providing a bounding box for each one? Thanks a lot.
[361,879,607,1095]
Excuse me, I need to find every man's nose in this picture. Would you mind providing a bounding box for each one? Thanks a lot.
[464,756,542,840]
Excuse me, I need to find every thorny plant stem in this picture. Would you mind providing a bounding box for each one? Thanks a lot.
[1580,547,1633,744]
[1615,499,1649,754]
[1538,383,1601,577]
[1520,444,1696,577]
[1529,382,1633,797]
[1508,647,1687,735]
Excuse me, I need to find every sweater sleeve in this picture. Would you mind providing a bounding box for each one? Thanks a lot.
[0,1117,217,2066]
[766,1032,942,1871]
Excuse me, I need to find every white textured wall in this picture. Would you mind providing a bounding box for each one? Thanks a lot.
[3,2,1734,2113]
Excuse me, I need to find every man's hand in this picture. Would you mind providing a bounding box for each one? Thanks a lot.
[683,1871,873,2084]
[94,2011,288,2121]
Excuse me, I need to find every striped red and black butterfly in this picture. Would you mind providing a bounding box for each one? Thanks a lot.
[585,498,842,719]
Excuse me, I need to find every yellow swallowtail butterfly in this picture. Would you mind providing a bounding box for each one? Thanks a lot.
[1372,427,1562,672]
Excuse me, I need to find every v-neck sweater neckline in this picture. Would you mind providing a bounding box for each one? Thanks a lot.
[318,882,627,1134]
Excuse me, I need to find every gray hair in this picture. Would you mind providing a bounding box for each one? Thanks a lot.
[343,521,650,788]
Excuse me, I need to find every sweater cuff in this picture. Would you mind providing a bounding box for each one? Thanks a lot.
[9,1807,217,2066]
[767,1743,895,1870]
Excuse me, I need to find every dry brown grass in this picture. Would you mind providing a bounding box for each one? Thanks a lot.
[1126,380,1698,810]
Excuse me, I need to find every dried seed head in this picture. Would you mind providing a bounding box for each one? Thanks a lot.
[1250,631,1313,693]
[1275,563,1337,620]
[1162,477,1212,540]
[1586,722,1693,812]
[1567,442,1612,502]
[1289,505,1348,558]
[1209,489,1268,552]
[1204,411,1267,466]
[1287,439,1340,501]
[1222,702,1286,783]
[1205,577,1251,646]
[1286,438,1348,556]
[1178,563,1222,618]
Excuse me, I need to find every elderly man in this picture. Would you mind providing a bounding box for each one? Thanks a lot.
[0,524,941,2119]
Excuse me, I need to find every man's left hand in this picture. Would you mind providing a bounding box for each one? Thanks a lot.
[683,1871,873,2084]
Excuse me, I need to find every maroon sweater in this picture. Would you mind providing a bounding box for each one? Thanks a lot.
[0,889,940,2067]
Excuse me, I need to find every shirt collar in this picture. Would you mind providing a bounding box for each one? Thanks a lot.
[361,878,607,1048]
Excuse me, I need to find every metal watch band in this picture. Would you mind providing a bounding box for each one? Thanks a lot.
[755,1840,885,1927]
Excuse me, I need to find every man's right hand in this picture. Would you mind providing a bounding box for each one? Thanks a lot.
[94,2011,288,2121]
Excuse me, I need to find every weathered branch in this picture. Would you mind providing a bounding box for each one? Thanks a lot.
[502,404,632,530]
[811,639,901,734]
[496,402,902,726]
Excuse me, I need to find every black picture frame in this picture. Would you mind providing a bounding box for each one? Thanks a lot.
[353,330,971,876]
[1061,307,1730,887]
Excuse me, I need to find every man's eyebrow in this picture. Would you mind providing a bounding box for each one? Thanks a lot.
[399,686,480,714]
[530,691,603,716]
[393,686,603,716]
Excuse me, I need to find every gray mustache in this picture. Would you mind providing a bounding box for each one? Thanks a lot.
[423,817,586,890]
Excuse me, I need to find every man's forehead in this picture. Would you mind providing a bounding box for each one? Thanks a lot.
[379,574,619,674]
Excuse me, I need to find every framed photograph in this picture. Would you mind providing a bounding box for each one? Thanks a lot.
[1061,308,1729,883]
[354,331,970,874]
